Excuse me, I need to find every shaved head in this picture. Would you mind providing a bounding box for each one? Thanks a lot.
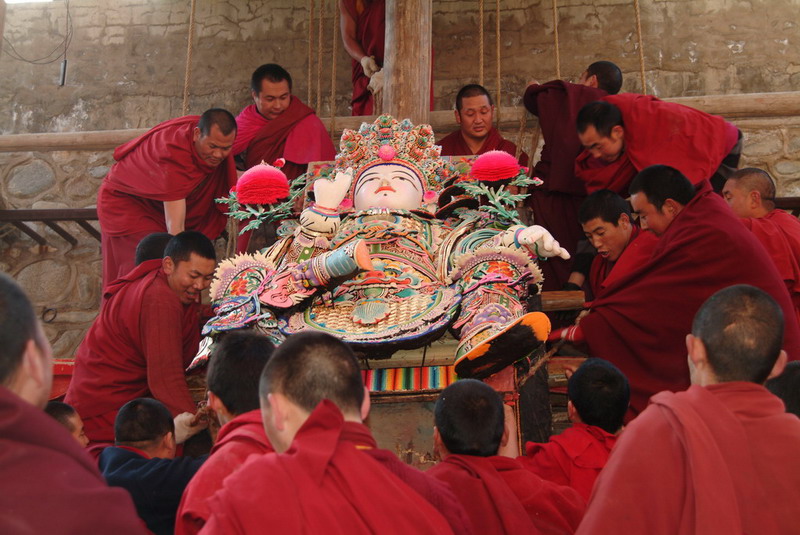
[726,168,776,211]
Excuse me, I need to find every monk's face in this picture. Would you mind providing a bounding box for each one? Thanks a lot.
[67,412,89,448]
[193,124,236,167]
[163,252,216,305]
[455,94,494,142]
[722,179,756,218]
[579,125,624,163]
[582,215,633,262]
[630,192,675,237]
[253,79,291,120]
[353,163,425,211]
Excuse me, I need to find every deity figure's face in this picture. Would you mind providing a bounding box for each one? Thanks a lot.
[353,163,425,211]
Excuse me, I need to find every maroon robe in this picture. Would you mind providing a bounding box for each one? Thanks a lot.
[176,410,273,535]
[588,225,658,299]
[97,115,236,287]
[578,383,800,535]
[201,401,454,534]
[575,93,736,195]
[343,0,385,115]
[519,423,617,503]
[65,260,201,442]
[742,209,800,322]
[428,454,585,534]
[580,180,800,416]
[523,81,608,290]
[0,386,147,534]
[438,127,529,166]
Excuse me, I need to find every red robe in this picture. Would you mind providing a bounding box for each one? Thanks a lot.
[580,181,800,416]
[523,81,608,290]
[577,383,800,535]
[176,410,273,535]
[588,226,658,299]
[575,93,735,195]
[519,423,617,503]
[65,260,201,442]
[428,454,585,535]
[201,401,454,534]
[438,127,529,167]
[0,386,147,534]
[742,209,800,321]
[97,115,236,287]
[343,0,385,115]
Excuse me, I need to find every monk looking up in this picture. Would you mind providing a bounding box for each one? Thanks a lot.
[723,167,800,321]
[578,189,657,299]
[44,400,90,447]
[549,166,800,416]
[232,63,335,180]
[66,231,216,443]
[578,285,800,534]
[429,379,585,535]
[438,84,528,166]
[201,331,470,534]
[97,109,237,288]
[176,332,276,535]
[575,96,741,195]
[0,273,146,534]
[524,61,622,290]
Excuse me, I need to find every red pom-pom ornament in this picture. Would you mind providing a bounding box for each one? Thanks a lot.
[235,162,290,205]
[470,150,526,183]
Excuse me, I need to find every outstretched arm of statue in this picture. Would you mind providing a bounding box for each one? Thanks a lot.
[502,225,571,260]
[298,168,354,236]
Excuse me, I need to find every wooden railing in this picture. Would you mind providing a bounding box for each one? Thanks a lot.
[0,208,100,246]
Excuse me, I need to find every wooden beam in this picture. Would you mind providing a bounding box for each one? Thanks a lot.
[383,0,432,124]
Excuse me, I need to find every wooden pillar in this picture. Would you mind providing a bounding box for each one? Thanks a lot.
[0,1,6,54]
[383,0,432,124]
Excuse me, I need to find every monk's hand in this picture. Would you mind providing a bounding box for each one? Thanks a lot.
[367,69,384,94]
[505,225,571,260]
[360,55,380,77]
[174,411,208,444]
[313,167,353,211]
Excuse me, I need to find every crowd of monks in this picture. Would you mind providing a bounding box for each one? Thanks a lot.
[2,12,800,528]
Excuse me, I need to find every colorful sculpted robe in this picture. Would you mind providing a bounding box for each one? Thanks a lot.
[577,383,800,535]
[200,401,454,534]
[97,115,237,287]
[579,181,800,416]
[520,422,617,502]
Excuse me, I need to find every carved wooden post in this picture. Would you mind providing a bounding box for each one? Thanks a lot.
[383,0,432,124]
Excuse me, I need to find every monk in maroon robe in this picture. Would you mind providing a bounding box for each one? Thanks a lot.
[176,332,275,535]
[724,168,800,322]
[575,94,741,196]
[66,232,216,443]
[523,61,621,289]
[520,359,627,502]
[340,0,385,116]
[201,331,468,534]
[98,109,237,288]
[430,379,585,534]
[551,167,800,417]
[0,273,146,534]
[578,189,658,299]
[578,285,800,535]
[439,84,528,166]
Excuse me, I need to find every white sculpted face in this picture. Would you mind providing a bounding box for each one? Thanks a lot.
[353,163,424,211]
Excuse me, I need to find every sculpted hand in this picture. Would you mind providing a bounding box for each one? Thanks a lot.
[314,167,353,210]
[367,69,384,94]
[508,225,571,260]
[360,56,380,77]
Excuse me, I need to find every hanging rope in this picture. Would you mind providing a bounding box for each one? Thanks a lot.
[495,0,501,123]
[478,0,485,86]
[633,0,647,94]
[316,0,324,113]
[308,0,315,104]
[329,1,339,137]
[551,0,561,79]
[181,0,198,115]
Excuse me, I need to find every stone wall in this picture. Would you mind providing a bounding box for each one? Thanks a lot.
[2,0,800,134]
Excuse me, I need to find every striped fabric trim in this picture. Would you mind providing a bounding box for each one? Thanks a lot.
[362,366,456,392]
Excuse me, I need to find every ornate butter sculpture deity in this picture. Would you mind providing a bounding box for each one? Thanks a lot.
[198,115,569,378]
